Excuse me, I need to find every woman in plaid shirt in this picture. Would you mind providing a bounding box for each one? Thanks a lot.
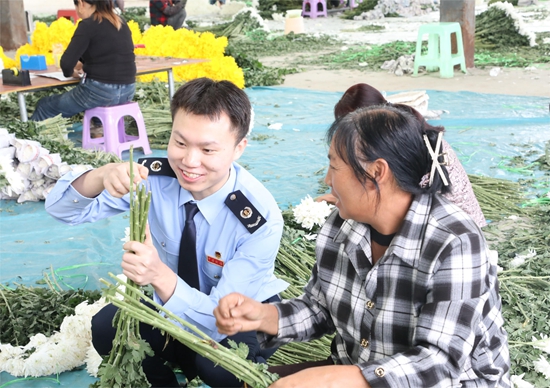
[215,105,510,387]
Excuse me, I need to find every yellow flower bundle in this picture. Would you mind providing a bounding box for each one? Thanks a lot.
[1,19,243,88]
[13,18,77,67]
[130,21,244,88]
[0,46,17,68]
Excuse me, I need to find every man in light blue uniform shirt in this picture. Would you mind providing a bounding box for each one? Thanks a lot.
[45,78,287,387]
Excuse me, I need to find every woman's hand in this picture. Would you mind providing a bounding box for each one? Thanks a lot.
[270,365,370,388]
[214,293,279,336]
[72,61,84,78]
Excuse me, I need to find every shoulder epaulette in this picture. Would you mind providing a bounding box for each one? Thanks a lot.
[137,157,176,178]
[224,190,266,234]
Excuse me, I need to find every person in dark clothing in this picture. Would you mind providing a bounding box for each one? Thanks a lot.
[31,0,135,122]
[149,0,186,29]
[113,0,125,13]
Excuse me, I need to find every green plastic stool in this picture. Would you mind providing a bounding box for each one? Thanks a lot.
[413,22,467,78]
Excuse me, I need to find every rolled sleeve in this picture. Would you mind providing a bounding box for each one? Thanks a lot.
[45,169,129,225]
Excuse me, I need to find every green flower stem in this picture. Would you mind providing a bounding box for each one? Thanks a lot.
[501,281,530,326]
[100,275,277,388]
[94,146,152,387]
[508,340,546,348]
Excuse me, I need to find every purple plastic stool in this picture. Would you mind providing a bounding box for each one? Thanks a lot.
[302,0,327,18]
[82,102,152,159]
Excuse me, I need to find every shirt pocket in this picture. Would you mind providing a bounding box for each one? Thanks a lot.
[151,225,180,268]
[202,253,224,283]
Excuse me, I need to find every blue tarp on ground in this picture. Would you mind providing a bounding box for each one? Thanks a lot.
[1,87,549,387]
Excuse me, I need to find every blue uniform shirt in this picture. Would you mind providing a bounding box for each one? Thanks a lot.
[45,162,288,341]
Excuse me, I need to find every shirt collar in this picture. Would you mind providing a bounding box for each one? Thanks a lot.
[332,194,432,269]
[386,194,432,267]
[178,164,237,225]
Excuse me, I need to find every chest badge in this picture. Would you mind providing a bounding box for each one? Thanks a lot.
[207,253,224,267]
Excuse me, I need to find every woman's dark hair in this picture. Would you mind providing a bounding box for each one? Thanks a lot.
[334,83,444,134]
[170,78,251,144]
[334,83,386,118]
[327,105,451,199]
[74,0,122,30]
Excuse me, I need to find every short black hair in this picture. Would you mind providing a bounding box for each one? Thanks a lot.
[327,105,451,199]
[170,78,251,144]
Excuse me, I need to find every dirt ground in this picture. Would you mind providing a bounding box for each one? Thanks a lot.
[271,65,550,96]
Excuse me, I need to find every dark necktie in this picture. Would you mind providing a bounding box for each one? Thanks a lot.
[178,201,200,290]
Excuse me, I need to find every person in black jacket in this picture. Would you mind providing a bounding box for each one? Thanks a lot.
[31,0,135,122]
[149,0,186,29]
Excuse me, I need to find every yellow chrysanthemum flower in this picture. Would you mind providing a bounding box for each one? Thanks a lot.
[0,46,17,68]
[8,20,244,88]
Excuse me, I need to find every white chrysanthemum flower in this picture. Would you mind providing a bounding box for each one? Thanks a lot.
[533,355,550,379]
[232,7,270,32]
[0,154,26,195]
[509,256,525,268]
[490,2,537,47]
[0,298,108,377]
[85,343,104,377]
[509,248,536,268]
[293,195,334,231]
[0,343,25,359]
[532,334,550,354]
[135,88,147,99]
[121,226,130,243]
[510,373,534,388]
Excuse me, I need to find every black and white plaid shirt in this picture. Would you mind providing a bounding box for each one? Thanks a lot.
[263,194,510,387]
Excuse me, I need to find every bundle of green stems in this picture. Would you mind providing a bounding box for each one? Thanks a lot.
[101,274,279,388]
[94,147,153,387]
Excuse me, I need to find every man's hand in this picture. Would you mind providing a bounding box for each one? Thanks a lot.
[71,162,149,199]
[122,224,177,302]
[102,162,149,198]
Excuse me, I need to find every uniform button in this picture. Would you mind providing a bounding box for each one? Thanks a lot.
[366,300,375,309]
[374,367,385,377]
[360,338,369,348]
[73,199,79,203]
[214,275,220,279]
[161,242,166,247]
[230,194,236,200]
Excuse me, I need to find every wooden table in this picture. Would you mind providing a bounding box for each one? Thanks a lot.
[0,56,207,122]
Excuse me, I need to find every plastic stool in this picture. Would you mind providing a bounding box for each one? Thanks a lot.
[302,0,327,18]
[349,0,363,9]
[57,9,80,24]
[82,102,152,159]
[413,22,467,79]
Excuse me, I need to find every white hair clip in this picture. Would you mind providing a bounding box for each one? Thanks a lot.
[423,132,449,187]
